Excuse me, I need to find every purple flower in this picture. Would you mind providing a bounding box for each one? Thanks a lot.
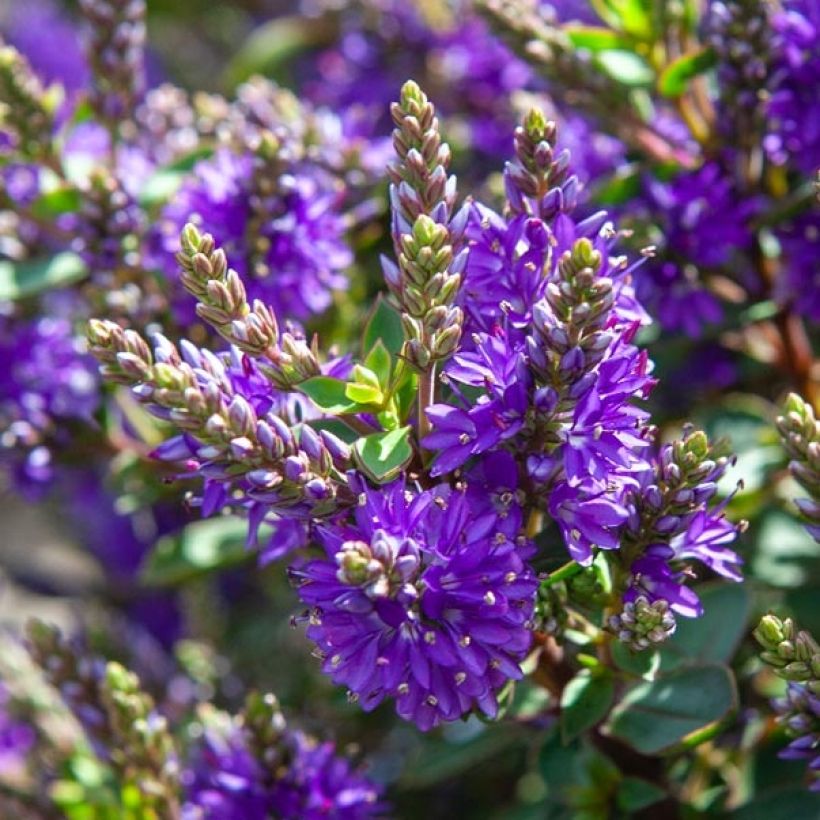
[270,731,384,819]
[290,476,536,730]
[0,313,100,497]
[153,149,351,324]
[146,341,349,559]
[772,682,820,792]
[458,208,553,335]
[181,717,384,818]
[549,479,630,565]
[765,0,820,173]
[0,684,34,779]
[669,509,743,582]
[302,8,530,159]
[636,261,724,339]
[775,211,820,323]
[1,0,89,92]
[625,547,704,619]
[634,161,757,336]
[620,438,743,620]
[424,327,530,477]
[426,18,532,158]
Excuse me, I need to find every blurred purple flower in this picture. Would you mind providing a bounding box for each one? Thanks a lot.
[153,149,350,324]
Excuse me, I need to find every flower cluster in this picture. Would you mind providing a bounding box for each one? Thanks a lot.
[765,0,820,173]
[755,614,820,792]
[87,312,354,554]
[183,693,383,819]
[301,2,530,159]
[0,683,34,781]
[777,393,820,542]
[153,106,355,323]
[79,0,146,127]
[424,107,653,570]
[631,160,756,338]
[612,430,744,646]
[0,310,100,497]
[7,621,384,818]
[291,475,537,729]
[83,82,748,749]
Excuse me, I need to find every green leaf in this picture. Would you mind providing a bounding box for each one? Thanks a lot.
[616,777,667,812]
[659,582,751,671]
[699,398,782,495]
[590,0,653,39]
[137,149,213,208]
[0,252,88,301]
[138,169,184,207]
[346,365,384,405]
[595,50,654,86]
[606,663,737,754]
[752,510,818,589]
[299,377,359,415]
[141,517,251,586]
[353,426,413,483]
[364,339,392,389]
[560,670,615,743]
[564,25,631,51]
[400,726,522,789]
[225,16,333,86]
[591,165,641,205]
[729,786,820,819]
[30,186,81,218]
[362,294,404,357]
[306,418,358,444]
[539,727,586,796]
[506,679,551,720]
[611,641,660,679]
[658,47,717,97]
[345,382,383,406]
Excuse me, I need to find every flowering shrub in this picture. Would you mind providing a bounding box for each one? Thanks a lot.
[0,0,817,817]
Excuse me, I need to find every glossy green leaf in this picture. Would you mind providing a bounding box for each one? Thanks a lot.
[0,252,88,301]
[141,517,251,586]
[659,582,751,671]
[560,670,615,743]
[394,365,418,423]
[363,294,405,357]
[345,381,383,406]
[299,376,359,415]
[363,342,393,390]
[595,50,654,86]
[606,663,737,754]
[616,777,667,812]
[353,426,413,483]
[658,47,717,97]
